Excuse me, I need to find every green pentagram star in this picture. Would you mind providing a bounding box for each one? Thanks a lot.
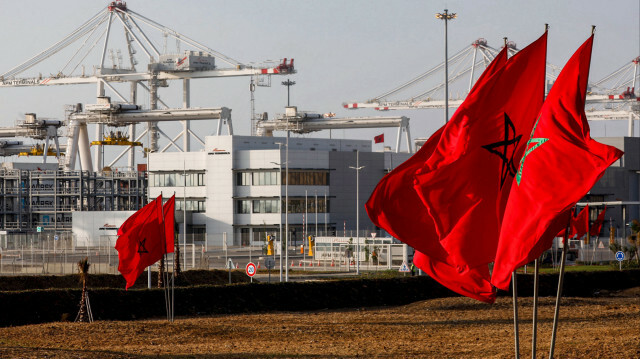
[516,116,549,186]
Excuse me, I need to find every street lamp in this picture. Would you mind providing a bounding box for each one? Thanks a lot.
[181,161,187,271]
[271,143,286,282]
[435,9,456,123]
[349,150,365,275]
[282,79,296,107]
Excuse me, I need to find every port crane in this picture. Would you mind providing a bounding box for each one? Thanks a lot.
[343,38,640,135]
[0,1,295,171]
[0,114,65,163]
[257,107,413,152]
[342,39,520,111]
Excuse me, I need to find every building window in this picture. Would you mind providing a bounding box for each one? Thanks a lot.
[283,171,329,186]
[284,198,329,214]
[252,199,279,213]
[237,200,251,214]
[237,172,252,186]
[151,172,206,187]
[253,171,279,186]
[177,199,206,213]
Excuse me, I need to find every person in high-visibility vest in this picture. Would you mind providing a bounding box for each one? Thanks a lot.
[308,236,314,256]
[267,235,274,255]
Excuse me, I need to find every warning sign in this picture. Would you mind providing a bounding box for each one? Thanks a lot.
[398,261,410,273]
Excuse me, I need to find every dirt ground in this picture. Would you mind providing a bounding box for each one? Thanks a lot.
[1,288,639,359]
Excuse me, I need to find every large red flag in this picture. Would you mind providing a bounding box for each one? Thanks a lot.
[115,195,166,289]
[364,45,509,303]
[163,195,176,254]
[412,32,548,272]
[492,35,624,290]
[589,206,607,237]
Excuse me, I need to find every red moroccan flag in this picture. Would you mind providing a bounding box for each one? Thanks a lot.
[364,45,509,304]
[163,195,176,254]
[558,204,589,238]
[492,35,624,290]
[412,32,548,271]
[413,251,496,303]
[115,195,166,289]
[589,206,607,237]
[374,134,384,144]
[572,204,590,239]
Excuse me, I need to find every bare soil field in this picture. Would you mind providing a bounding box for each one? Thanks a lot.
[1,289,638,358]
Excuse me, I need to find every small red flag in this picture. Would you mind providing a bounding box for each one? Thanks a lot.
[558,204,589,239]
[413,32,548,272]
[572,205,590,239]
[115,195,166,289]
[589,206,607,237]
[374,134,384,144]
[492,35,624,290]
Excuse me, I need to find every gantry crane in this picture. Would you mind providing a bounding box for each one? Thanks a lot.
[0,1,295,171]
[0,113,65,163]
[343,37,639,134]
[342,39,520,111]
[257,107,413,153]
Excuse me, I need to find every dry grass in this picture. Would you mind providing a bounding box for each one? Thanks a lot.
[1,290,639,358]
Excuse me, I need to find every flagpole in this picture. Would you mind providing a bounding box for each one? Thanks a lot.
[549,209,574,359]
[511,271,520,359]
[160,193,171,322]
[531,258,540,359]
[172,192,176,323]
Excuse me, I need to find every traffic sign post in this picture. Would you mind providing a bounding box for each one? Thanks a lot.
[227,258,234,284]
[246,262,256,282]
[399,261,410,276]
[265,257,276,283]
[615,250,625,270]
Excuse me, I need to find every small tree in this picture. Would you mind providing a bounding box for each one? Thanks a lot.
[158,257,165,287]
[625,220,640,265]
[175,237,182,277]
[76,257,91,323]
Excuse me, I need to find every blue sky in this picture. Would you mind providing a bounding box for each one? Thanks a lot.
[0,0,638,163]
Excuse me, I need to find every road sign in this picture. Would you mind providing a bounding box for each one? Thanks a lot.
[54,235,59,241]
[615,251,625,261]
[226,258,234,269]
[265,257,276,270]
[246,262,256,277]
[37,226,42,233]
[399,261,410,273]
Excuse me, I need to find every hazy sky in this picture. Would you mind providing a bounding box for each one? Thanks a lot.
[0,0,638,164]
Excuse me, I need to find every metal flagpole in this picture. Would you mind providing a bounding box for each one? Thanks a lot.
[512,272,520,359]
[531,258,540,359]
[549,210,574,359]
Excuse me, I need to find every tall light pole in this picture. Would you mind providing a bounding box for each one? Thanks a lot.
[349,150,365,275]
[324,191,327,235]
[285,134,289,281]
[271,143,285,282]
[182,161,187,270]
[436,9,456,123]
[282,79,296,107]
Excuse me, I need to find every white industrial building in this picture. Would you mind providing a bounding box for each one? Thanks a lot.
[146,135,411,247]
